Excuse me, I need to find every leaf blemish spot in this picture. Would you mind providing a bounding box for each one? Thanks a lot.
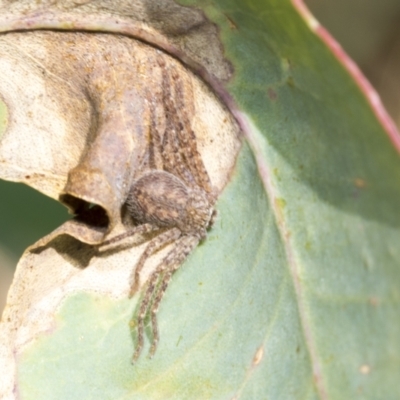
[359,364,371,375]
[252,346,264,366]
[268,88,277,101]
[369,297,379,307]
[354,178,367,188]
[276,197,286,210]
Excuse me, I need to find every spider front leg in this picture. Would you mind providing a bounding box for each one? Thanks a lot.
[149,235,199,358]
[99,223,158,248]
[132,235,199,363]
[133,261,163,363]
[130,227,183,362]
[128,227,181,297]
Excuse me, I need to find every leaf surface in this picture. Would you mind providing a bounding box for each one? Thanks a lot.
[0,1,400,399]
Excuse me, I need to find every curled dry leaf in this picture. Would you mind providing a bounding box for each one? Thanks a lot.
[0,30,240,239]
[0,2,241,397]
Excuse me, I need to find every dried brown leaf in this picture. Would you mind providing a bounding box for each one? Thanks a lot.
[0,2,241,396]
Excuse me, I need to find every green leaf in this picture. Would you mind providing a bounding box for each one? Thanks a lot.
[1,1,400,399]
[188,1,400,398]
[19,144,289,399]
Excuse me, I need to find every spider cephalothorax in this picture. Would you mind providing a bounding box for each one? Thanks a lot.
[127,171,214,239]
[100,55,216,362]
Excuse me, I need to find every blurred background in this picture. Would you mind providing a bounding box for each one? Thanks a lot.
[0,182,68,313]
[306,0,400,128]
[1,0,400,314]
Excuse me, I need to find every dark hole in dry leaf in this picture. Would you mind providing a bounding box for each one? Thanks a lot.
[60,194,109,229]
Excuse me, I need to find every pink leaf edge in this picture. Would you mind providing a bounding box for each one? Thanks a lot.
[293,0,400,154]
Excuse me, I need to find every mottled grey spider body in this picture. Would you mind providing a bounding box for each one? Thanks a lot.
[128,171,213,239]
[101,55,216,363]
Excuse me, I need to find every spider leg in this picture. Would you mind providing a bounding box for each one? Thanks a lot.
[162,132,195,186]
[147,91,164,171]
[149,236,199,358]
[170,67,213,195]
[132,263,163,363]
[158,57,197,186]
[129,227,181,297]
[132,235,199,363]
[99,223,158,248]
